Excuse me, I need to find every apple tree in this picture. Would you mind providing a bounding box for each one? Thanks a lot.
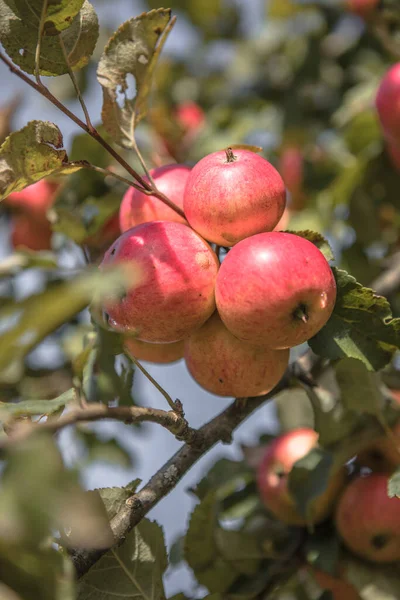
[0,0,400,598]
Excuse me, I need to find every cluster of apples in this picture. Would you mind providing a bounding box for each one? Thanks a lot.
[100,147,337,398]
[376,62,400,173]
[256,418,400,575]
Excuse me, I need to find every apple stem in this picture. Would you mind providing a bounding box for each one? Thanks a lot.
[225,147,237,163]
[293,304,309,324]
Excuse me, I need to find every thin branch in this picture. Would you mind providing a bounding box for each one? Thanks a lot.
[34,0,48,85]
[132,136,155,185]
[58,35,94,131]
[128,354,177,411]
[0,52,185,219]
[2,403,198,446]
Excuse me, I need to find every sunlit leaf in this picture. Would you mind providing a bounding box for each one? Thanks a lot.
[0,388,76,420]
[97,8,173,148]
[93,480,141,520]
[0,0,99,76]
[309,269,400,371]
[0,121,82,199]
[10,0,85,35]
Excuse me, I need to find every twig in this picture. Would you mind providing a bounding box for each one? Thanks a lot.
[2,403,198,446]
[34,0,48,85]
[128,354,177,411]
[0,52,185,219]
[58,35,94,131]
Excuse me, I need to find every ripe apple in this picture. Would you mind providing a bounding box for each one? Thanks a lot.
[356,421,400,473]
[336,473,400,563]
[184,311,289,397]
[307,566,361,600]
[256,428,346,526]
[183,148,286,246]
[278,145,305,211]
[119,164,190,232]
[215,231,336,348]
[376,63,400,146]
[100,221,219,343]
[124,337,184,364]
[175,101,205,134]
[346,0,379,18]
[5,179,59,216]
[11,213,52,251]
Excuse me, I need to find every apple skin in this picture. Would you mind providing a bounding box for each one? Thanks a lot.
[119,164,190,232]
[336,473,400,563]
[175,101,205,134]
[184,311,289,397]
[124,337,184,364]
[376,63,400,146]
[278,146,305,211]
[5,179,59,217]
[100,221,219,343]
[11,213,52,251]
[256,428,346,526]
[215,232,337,349]
[183,149,286,246]
[347,0,379,18]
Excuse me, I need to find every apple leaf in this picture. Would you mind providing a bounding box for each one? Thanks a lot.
[77,518,168,600]
[184,492,238,593]
[388,469,400,499]
[0,0,99,76]
[335,358,384,415]
[9,0,85,35]
[97,9,173,148]
[286,230,334,262]
[0,121,83,200]
[87,481,141,521]
[0,265,137,379]
[308,268,400,371]
[0,251,58,277]
[0,388,75,420]
[287,447,335,523]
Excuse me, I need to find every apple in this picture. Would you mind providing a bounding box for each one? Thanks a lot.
[100,221,219,343]
[119,164,190,232]
[278,145,305,211]
[256,428,346,526]
[386,141,400,172]
[376,63,400,146]
[346,0,379,18]
[183,148,286,246]
[336,473,400,563]
[11,213,52,251]
[5,179,59,216]
[184,311,289,397]
[175,101,205,134]
[124,337,184,364]
[215,231,336,348]
[356,421,400,473]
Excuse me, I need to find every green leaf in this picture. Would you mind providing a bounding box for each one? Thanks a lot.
[10,0,85,35]
[0,250,58,277]
[0,265,137,379]
[287,447,335,523]
[97,8,173,148]
[184,492,237,593]
[78,518,167,600]
[304,525,340,577]
[189,458,253,501]
[335,358,384,415]
[275,388,315,432]
[0,121,82,200]
[388,469,400,498]
[215,528,264,575]
[285,230,334,262]
[0,388,75,419]
[89,480,141,521]
[0,0,99,76]
[309,268,400,371]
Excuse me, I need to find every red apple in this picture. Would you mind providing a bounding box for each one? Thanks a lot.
[175,101,205,134]
[376,63,400,146]
[256,428,346,526]
[347,0,379,18]
[5,179,59,216]
[11,213,52,251]
[278,146,305,211]
[100,221,219,343]
[184,311,289,397]
[183,148,286,246]
[215,232,336,348]
[119,164,190,233]
[124,337,184,364]
[336,473,400,563]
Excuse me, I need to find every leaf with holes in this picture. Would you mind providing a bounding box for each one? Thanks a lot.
[0,0,99,76]
[0,121,82,199]
[309,268,400,371]
[97,8,174,148]
[9,0,85,35]
[77,518,168,600]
